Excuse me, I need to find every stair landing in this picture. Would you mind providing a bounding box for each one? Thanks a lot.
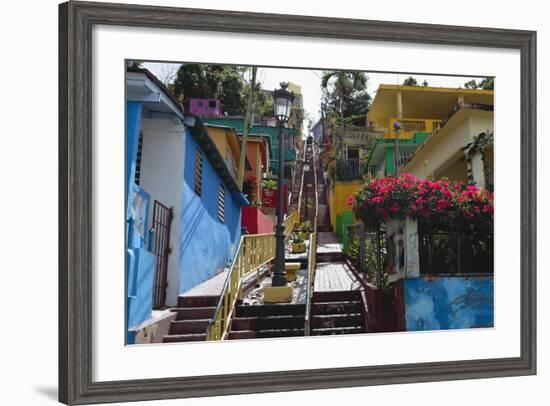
[316,232,343,254]
[314,261,362,292]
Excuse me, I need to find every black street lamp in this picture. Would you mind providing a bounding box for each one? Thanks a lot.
[272,82,295,287]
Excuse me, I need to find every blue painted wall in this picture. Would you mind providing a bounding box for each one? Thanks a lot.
[404,276,494,331]
[126,101,142,195]
[179,129,244,293]
[125,102,156,343]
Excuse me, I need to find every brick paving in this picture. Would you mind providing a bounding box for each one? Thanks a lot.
[313,261,362,292]
[317,232,343,254]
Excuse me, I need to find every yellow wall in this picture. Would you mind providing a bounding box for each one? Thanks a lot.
[207,126,240,175]
[328,181,362,229]
[380,118,442,139]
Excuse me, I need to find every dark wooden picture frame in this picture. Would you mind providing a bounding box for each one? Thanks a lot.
[59,1,536,404]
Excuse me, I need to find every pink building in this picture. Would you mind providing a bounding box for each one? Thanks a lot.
[188,98,222,117]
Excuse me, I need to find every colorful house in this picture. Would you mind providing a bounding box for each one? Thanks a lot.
[203,117,297,179]
[364,132,430,177]
[241,134,271,201]
[204,124,243,181]
[204,123,274,234]
[188,98,222,117]
[125,68,248,343]
[349,85,495,331]
[327,84,494,236]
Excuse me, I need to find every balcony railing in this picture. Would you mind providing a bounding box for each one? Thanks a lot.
[395,145,420,169]
[334,158,363,181]
[383,118,443,139]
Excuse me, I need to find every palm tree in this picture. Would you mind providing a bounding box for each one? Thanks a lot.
[321,71,367,159]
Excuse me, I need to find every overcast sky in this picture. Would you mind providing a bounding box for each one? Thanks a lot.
[143,61,487,132]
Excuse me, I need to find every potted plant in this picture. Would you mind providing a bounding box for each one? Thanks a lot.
[290,232,306,253]
[299,220,312,241]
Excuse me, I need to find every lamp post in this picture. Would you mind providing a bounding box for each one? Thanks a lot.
[272,83,295,287]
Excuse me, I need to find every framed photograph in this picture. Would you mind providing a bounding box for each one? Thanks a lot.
[59,1,536,404]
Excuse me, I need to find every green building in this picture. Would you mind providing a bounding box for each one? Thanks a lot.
[365,132,430,177]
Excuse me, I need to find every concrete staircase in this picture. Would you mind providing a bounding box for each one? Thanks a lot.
[163,295,219,342]
[315,148,332,233]
[310,290,367,336]
[227,304,306,340]
[317,203,332,232]
[288,143,306,214]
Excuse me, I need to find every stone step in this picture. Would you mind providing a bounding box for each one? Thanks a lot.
[171,306,216,320]
[311,313,363,329]
[163,333,207,342]
[235,304,305,318]
[312,290,362,303]
[227,328,305,340]
[177,295,219,308]
[231,315,305,331]
[317,226,333,232]
[316,252,345,262]
[312,300,362,315]
[310,326,364,335]
[169,319,210,335]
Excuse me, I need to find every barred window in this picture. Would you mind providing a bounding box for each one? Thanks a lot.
[217,184,225,222]
[134,131,144,185]
[194,149,203,196]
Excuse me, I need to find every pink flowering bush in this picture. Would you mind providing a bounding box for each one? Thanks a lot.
[349,174,494,231]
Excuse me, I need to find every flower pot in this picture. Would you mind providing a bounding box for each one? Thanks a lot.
[292,242,306,253]
[299,232,310,241]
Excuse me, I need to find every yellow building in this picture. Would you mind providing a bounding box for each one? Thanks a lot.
[242,134,271,200]
[327,84,495,234]
[205,124,244,181]
[368,84,493,138]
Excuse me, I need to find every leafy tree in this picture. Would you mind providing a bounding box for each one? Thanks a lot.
[320,71,371,118]
[402,76,418,86]
[321,71,371,159]
[464,79,478,89]
[463,77,494,90]
[219,68,247,115]
[478,77,494,90]
[172,64,248,115]
[254,89,274,120]
[422,80,429,87]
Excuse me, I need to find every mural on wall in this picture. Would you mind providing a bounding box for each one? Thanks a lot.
[385,218,420,281]
[404,277,494,331]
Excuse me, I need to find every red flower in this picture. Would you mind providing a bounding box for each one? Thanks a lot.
[436,199,451,210]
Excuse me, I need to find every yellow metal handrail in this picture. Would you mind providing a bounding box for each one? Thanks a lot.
[207,210,298,341]
[207,232,276,340]
[284,210,299,237]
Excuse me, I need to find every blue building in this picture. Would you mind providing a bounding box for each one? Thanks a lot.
[125,68,248,343]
